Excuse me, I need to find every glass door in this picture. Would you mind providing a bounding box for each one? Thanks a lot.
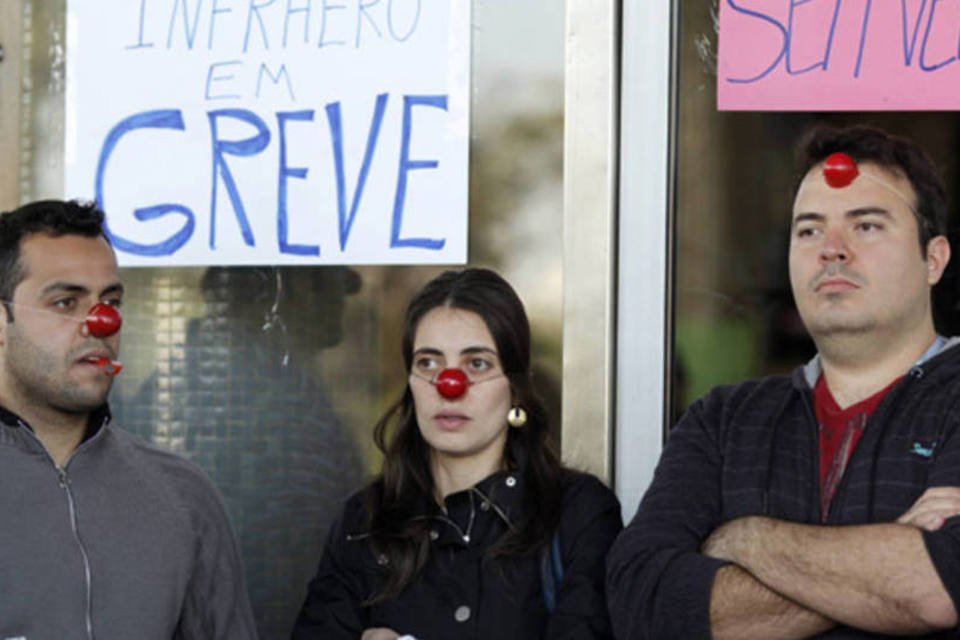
[0,2,576,637]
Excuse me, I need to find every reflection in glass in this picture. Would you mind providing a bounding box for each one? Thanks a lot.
[112,267,367,636]
[673,0,960,422]
[12,1,565,637]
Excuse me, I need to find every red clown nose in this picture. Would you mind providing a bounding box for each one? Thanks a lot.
[822,152,859,188]
[85,303,122,338]
[435,368,469,399]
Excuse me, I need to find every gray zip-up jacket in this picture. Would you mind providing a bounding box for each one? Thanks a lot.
[0,405,258,640]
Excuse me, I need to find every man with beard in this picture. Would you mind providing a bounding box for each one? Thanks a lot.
[0,200,256,639]
[608,126,960,639]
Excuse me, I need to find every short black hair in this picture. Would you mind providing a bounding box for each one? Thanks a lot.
[0,199,108,319]
[794,125,947,253]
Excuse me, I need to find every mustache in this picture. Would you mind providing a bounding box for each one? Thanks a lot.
[809,263,864,290]
[69,341,118,361]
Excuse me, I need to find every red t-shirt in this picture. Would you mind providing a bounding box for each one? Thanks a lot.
[813,374,900,521]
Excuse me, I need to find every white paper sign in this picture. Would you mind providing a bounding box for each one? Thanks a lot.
[65,0,470,266]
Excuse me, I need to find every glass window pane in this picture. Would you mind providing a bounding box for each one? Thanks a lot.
[8,1,564,637]
[673,0,960,422]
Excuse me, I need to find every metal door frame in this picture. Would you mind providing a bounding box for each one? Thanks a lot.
[563,0,674,515]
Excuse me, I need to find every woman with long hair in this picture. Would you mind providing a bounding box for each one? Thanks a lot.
[293,268,622,639]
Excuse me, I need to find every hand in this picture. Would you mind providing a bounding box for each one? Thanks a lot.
[361,628,400,640]
[897,487,960,531]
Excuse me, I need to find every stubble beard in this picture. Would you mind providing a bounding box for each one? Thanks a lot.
[796,294,884,363]
[2,328,111,418]
[803,302,876,338]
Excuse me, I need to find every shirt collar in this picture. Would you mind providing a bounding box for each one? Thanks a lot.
[428,468,526,547]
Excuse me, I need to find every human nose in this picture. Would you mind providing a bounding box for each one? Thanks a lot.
[819,228,850,263]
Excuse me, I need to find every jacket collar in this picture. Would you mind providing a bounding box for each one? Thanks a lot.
[426,467,527,547]
[0,403,112,443]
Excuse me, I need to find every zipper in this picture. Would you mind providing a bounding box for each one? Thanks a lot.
[18,421,100,640]
[59,467,95,640]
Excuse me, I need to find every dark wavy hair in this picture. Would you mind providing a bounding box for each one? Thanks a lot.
[365,268,563,602]
[0,199,108,320]
[794,125,947,254]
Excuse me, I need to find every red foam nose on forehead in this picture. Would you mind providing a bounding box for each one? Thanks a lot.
[85,303,122,338]
[435,368,469,399]
[822,152,859,188]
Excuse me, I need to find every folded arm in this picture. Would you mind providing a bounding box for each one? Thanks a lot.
[607,388,832,639]
[607,393,737,639]
[709,564,834,640]
[705,487,960,637]
[704,513,957,634]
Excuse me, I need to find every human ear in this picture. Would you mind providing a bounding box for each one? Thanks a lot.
[0,307,10,347]
[925,235,951,286]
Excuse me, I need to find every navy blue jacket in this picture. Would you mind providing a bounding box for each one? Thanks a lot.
[607,342,960,639]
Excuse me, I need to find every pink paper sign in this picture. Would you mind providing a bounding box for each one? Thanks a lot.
[718,0,960,111]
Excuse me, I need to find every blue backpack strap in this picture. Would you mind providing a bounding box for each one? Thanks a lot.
[540,530,564,613]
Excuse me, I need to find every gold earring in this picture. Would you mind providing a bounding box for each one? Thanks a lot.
[507,406,527,428]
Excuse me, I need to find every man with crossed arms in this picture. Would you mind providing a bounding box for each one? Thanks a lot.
[608,125,960,638]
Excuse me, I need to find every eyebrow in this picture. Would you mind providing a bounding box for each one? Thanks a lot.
[461,346,498,357]
[40,281,125,297]
[792,207,892,228]
[412,345,498,357]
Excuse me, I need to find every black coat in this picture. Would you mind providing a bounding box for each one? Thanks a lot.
[293,468,622,639]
